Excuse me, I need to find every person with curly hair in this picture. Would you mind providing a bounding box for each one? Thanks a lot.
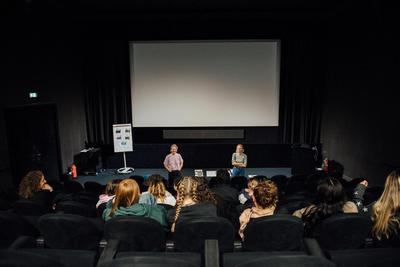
[169,176,217,232]
[102,179,168,228]
[18,170,54,210]
[239,180,278,240]
[293,177,358,235]
[141,174,176,206]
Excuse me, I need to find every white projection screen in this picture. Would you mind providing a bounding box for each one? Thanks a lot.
[130,40,280,127]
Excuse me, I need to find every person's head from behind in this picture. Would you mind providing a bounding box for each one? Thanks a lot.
[215,169,231,185]
[236,144,244,154]
[110,179,140,217]
[104,179,122,196]
[170,144,178,154]
[19,170,46,199]
[252,180,278,209]
[195,176,216,204]
[328,160,344,179]
[147,174,167,202]
[172,176,199,232]
[315,177,346,206]
[247,177,259,191]
[372,170,400,240]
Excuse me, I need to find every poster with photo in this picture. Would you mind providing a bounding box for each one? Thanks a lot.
[113,124,133,153]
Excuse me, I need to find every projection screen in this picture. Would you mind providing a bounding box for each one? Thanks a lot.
[130,40,280,127]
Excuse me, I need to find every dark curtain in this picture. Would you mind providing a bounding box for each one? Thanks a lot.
[83,40,132,146]
[279,37,325,144]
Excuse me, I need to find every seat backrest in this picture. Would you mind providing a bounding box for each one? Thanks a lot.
[13,199,50,216]
[99,253,201,267]
[104,216,166,252]
[243,214,304,251]
[271,175,288,192]
[0,211,39,248]
[0,250,65,267]
[63,180,84,194]
[84,181,104,197]
[174,216,235,252]
[328,247,400,267]
[312,213,372,250]
[38,213,103,250]
[223,254,336,267]
[55,200,97,217]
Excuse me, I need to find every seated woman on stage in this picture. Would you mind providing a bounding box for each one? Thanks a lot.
[293,177,359,235]
[231,144,247,177]
[18,170,54,210]
[370,170,400,247]
[239,180,278,240]
[102,179,168,228]
[141,174,176,206]
[169,176,217,232]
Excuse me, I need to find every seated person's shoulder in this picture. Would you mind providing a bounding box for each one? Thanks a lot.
[292,204,315,218]
[343,201,358,213]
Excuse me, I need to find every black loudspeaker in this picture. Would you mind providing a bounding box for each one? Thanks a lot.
[291,145,316,176]
[4,104,62,187]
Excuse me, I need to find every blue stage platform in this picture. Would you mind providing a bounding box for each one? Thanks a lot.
[76,168,292,185]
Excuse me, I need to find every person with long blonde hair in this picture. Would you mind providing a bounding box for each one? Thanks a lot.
[141,174,176,206]
[102,179,168,228]
[169,176,217,232]
[371,170,400,246]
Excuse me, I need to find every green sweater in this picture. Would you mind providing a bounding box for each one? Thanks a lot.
[102,200,168,228]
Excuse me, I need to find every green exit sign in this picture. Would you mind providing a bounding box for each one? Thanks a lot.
[29,92,38,98]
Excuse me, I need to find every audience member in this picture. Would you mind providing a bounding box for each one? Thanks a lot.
[169,176,217,232]
[293,177,360,235]
[370,171,400,247]
[211,169,239,205]
[141,174,176,206]
[239,180,278,240]
[102,179,168,228]
[18,170,54,210]
[96,179,121,208]
[238,177,259,205]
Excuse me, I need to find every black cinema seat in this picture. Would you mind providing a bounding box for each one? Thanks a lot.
[242,214,304,251]
[174,217,235,253]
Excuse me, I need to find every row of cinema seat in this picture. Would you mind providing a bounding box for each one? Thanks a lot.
[1,234,400,267]
[1,210,394,267]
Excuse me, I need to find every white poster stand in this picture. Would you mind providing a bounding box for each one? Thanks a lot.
[112,123,134,174]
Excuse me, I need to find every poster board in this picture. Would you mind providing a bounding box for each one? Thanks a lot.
[113,124,133,153]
